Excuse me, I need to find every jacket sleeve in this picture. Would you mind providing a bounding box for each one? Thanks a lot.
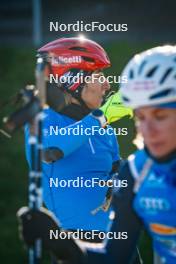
[24,112,102,164]
[86,161,143,264]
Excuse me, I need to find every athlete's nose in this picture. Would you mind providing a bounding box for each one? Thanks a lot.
[102,77,110,91]
[142,119,158,139]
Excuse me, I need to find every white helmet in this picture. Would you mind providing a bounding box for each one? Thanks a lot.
[120,45,176,109]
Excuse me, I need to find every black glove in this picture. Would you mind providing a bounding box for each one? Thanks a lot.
[17,206,86,263]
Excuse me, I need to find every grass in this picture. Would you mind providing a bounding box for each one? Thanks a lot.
[0,42,155,263]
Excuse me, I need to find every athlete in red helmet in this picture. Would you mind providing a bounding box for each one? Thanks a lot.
[38,37,111,111]
[23,37,121,254]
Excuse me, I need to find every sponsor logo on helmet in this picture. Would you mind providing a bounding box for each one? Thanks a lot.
[51,56,82,65]
[150,223,176,235]
[130,81,156,91]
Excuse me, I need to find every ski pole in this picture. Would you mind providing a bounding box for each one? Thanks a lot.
[28,56,47,264]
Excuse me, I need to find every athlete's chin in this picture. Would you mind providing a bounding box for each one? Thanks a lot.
[87,101,102,109]
[148,145,173,159]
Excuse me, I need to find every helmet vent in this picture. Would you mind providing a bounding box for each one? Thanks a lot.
[129,69,134,79]
[122,95,130,102]
[150,88,173,99]
[146,65,158,77]
[69,46,88,52]
[138,60,147,74]
[159,68,173,84]
[82,56,95,62]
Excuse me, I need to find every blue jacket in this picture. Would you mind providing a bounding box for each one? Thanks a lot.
[131,149,176,264]
[85,149,176,264]
[25,108,120,231]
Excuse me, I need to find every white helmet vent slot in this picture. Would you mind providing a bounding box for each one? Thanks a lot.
[159,68,173,84]
[129,69,134,79]
[150,88,173,100]
[146,65,159,77]
[138,60,147,75]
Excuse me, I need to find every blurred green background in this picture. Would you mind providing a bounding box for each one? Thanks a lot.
[1,0,176,262]
[0,41,155,263]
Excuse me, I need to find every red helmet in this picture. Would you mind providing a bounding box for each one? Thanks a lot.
[38,37,111,76]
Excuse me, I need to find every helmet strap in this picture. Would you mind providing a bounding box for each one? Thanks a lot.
[70,82,91,112]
